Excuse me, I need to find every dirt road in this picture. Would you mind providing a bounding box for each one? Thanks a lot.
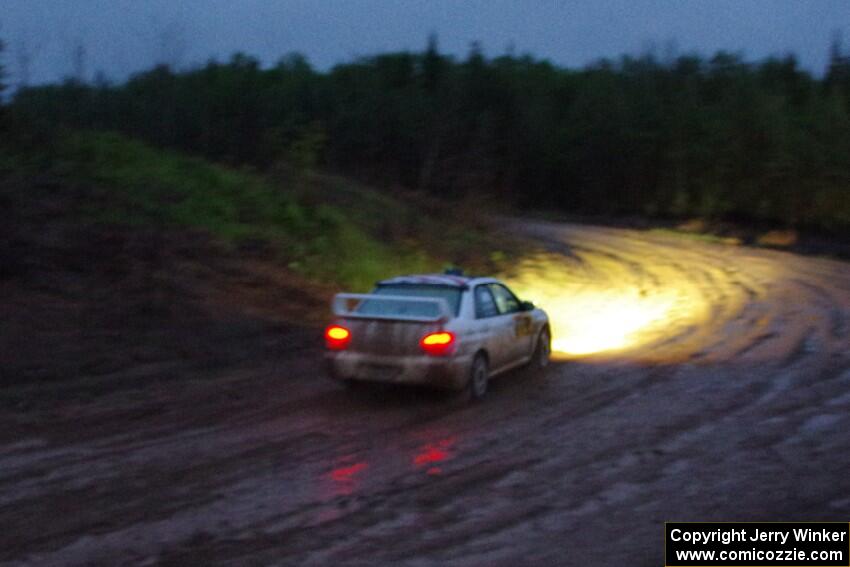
[2,221,849,566]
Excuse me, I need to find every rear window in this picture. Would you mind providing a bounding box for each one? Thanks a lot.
[358,284,463,317]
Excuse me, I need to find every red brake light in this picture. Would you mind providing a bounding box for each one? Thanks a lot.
[325,325,351,350]
[420,331,455,356]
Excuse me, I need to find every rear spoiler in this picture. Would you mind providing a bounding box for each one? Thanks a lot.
[332,293,452,322]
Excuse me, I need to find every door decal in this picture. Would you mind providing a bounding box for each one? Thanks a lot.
[514,315,533,337]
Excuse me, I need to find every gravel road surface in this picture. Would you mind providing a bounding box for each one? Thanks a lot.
[2,221,849,566]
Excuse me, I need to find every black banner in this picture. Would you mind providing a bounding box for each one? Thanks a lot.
[665,522,850,566]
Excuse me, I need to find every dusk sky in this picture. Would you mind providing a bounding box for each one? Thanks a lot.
[2,0,849,86]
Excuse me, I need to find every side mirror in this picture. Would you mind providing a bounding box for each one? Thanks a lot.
[520,300,535,312]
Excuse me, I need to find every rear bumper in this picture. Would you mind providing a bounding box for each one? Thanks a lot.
[325,351,472,391]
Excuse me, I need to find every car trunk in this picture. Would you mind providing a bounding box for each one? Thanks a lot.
[331,292,455,357]
[341,318,442,356]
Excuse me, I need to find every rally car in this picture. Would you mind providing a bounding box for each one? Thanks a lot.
[324,271,551,400]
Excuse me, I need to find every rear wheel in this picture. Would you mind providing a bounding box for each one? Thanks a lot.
[533,329,551,370]
[467,354,489,401]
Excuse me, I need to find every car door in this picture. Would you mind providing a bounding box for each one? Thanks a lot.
[473,284,514,371]
[489,283,534,364]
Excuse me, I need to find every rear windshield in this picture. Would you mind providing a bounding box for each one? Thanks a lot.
[357,284,462,318]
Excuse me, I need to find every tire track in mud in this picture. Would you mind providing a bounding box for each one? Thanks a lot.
[2,221,849,566]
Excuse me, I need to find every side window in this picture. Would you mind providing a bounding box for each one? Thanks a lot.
[474,285,499,318]
[489,284,521,315]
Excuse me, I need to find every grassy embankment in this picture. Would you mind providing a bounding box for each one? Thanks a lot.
[2,131,513,292]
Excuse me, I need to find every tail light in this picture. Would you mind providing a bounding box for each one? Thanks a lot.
[420,331,455,356]
[325,325,351,350]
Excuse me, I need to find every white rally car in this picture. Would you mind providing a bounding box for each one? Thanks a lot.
[324,271,551,400]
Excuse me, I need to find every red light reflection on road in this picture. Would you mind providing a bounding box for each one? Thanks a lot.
[413,437,455,475]
[326,459,368,496]
[329,462,367,482]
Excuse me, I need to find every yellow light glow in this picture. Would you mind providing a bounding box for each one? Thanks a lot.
[504,252,712,360]
[546,290,677,355]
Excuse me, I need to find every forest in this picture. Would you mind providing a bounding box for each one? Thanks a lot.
[4,35,850,234]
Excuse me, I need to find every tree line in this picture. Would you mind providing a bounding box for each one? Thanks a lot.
[6,36,850,233]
